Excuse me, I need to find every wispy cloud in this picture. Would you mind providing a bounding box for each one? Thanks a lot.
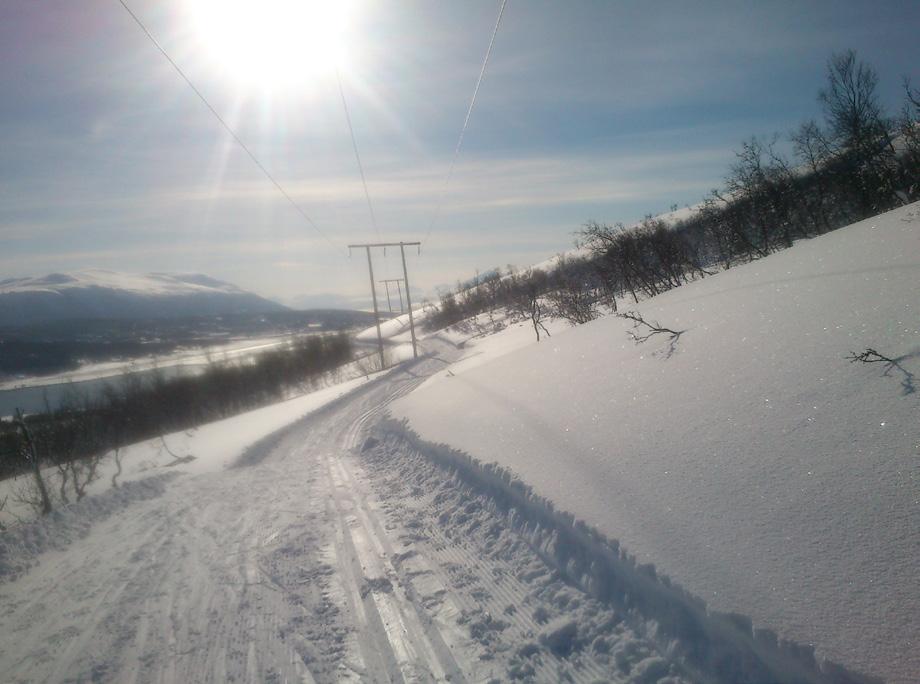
[2,0,917,302]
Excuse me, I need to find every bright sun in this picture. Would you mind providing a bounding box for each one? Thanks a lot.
[190,0,353,90]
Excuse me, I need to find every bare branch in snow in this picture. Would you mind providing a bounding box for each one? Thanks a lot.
[846,348,894,365]
[847,348,916,395]
[159,435,196,467]
[617,311,684,344]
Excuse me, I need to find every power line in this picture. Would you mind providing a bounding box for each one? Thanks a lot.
[424,0,509,244]
[115,0,339,251]
[337,69,381,241]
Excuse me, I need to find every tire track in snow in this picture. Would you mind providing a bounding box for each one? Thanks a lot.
[306,345,469,682]
[357,433,655,683]
[327,452,467,683]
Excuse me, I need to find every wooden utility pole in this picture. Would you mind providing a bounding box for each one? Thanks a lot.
[378,278,405,313]
[399,243,418,359]
[349,241,421,364]
[363,246,385,368]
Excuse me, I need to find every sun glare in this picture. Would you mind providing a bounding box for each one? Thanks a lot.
[190,0,353,90]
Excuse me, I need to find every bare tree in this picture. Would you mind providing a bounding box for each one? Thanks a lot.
[820,51,887,145]
[791,120,834,232]
[12,409,53,515]
[509,269,551,342]
[819,50,897,211]
[898,77,920,201]
[68,458,97,500]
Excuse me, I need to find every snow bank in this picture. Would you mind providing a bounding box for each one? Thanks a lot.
[377,421,876,684]
[392,203,920,684]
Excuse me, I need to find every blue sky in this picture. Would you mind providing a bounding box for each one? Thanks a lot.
[1,0,918,307]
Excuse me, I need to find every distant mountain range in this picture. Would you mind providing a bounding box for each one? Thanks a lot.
[0,270,288,327]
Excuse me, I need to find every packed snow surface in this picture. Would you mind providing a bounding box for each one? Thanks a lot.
[393,203,920,684]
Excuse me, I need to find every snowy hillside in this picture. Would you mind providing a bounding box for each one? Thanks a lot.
[392,202,920,684]
[0,269,287,326]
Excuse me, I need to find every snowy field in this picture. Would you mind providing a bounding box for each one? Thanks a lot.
[392,202,920,684]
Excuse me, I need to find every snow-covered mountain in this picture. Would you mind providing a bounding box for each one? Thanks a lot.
[0,270,288,327]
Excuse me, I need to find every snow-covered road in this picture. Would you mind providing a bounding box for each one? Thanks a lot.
[0,339,687,683]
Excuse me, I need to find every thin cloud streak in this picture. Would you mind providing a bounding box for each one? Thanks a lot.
[1,1,918,302]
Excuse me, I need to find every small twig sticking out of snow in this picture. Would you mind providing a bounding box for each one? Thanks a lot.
[846,348,894,366]
[617,311,684,344]
[159,435,195,467]
[159,435,182,460]
[111,446,122,488]
[847,347,916,395]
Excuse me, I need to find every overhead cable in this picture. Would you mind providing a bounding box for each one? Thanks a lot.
[116,0,338,250]
[336,68,381,241]
[425,0,509,243]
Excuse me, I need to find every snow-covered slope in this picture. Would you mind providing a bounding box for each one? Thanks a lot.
[0,270,287,326]
[392,202,920,684]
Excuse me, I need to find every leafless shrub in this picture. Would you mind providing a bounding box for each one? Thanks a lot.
[69,451,104,500]
[547,256,601,326]
[12,479,44,516]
